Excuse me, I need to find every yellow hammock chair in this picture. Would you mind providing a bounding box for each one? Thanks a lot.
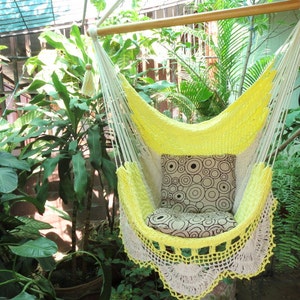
[89,14,300,300]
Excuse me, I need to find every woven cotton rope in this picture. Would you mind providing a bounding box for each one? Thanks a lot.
[161,154,236,213]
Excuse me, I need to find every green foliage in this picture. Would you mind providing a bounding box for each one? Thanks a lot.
[0,210,57,298]
[0,167,18,194]
[155,0,274,121]
[0,152,30,193]
[9,237,57,258]
[272,108,300,271]
[0,45,9,65]
[90,0,106,12]
[111,263,175,300]
[1,23,120,297]
[102,30,157,81]
[89,225,175,300]
[242,55,274,91]
[12,25,119,257]
[0,204,56,293]
[0,150,45,214]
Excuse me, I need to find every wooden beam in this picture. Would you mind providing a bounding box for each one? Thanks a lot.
[96,0,300,36]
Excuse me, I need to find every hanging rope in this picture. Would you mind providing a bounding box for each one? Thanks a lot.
[89,26,149,168]
[257,22,300,166]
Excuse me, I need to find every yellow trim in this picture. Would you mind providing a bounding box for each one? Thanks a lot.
[117,162,272,260]
[117,162,276,299]
[120,64,276,155]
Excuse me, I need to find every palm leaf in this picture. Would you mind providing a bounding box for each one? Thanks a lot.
[243,55,274,91]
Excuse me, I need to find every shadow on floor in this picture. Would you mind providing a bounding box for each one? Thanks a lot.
[236,270,300,300]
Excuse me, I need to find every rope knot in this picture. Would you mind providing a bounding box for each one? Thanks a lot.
[88,25,98,39]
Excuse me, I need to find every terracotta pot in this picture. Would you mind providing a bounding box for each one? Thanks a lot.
[50,254,103,300]
[54,276,102,300]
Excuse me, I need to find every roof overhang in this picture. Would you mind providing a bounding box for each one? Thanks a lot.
[0,0,97,37]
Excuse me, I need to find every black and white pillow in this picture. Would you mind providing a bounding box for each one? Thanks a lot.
[160,154,236,213]
[146,207,237,238]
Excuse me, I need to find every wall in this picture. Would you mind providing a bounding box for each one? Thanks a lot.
[252,10,300,108]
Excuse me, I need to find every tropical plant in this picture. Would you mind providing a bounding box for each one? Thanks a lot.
[88,220,175,300]
[0,26,117,297]
[154,0,274,122]
[0,152,58,299]
[12,25,118,288]
[8,13,162,292]
[272,107,300,271]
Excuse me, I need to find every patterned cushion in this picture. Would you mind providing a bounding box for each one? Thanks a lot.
[146,208,237,238]
[160,154,236,213]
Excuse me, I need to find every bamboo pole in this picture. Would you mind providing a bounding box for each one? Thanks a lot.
[96,0,300,36]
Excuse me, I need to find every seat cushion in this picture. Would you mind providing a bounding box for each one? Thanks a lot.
[160,154,236,213]
[146,207,237,238]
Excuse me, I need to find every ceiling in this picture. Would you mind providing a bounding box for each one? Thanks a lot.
[0,0,97,37]
[0,0,196,37]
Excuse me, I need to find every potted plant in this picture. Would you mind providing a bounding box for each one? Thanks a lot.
[2,24,118,299]
[0,151,58,299]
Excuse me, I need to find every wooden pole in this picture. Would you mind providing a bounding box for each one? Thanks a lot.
[96,0,300,36]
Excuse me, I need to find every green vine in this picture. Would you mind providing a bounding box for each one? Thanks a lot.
[272,108,300,271]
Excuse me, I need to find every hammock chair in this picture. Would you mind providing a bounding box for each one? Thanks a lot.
[88,5,300,298]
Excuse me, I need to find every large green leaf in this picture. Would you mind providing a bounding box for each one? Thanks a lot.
[70,25,89,63]
[72,151,88,203]
[101,158,117,191]
[40,30,83,67]
[42,155,62,182]
[58,157,74,204]
[39,30,68,53]
[46,204,71,221]
[29,93,48,105]
[87,125,102,171]
[0,167,18,193]
[51,72,70,107]
[87,125,117,191]
[11,291,37,300]
[0,152,30,171]
[24,55,44,76]
[4,111,44,145]
[1,194,46,215]
[16,216,53,231]
[24,79,47,93]
[0,213,24,231]
[9,237,57,258]
[10,216,52,239]
[51,72,77,128]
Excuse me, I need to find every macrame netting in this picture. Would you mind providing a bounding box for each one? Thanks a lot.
[89,19,300,299]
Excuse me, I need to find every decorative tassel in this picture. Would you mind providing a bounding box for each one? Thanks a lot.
[81,64,95,97]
